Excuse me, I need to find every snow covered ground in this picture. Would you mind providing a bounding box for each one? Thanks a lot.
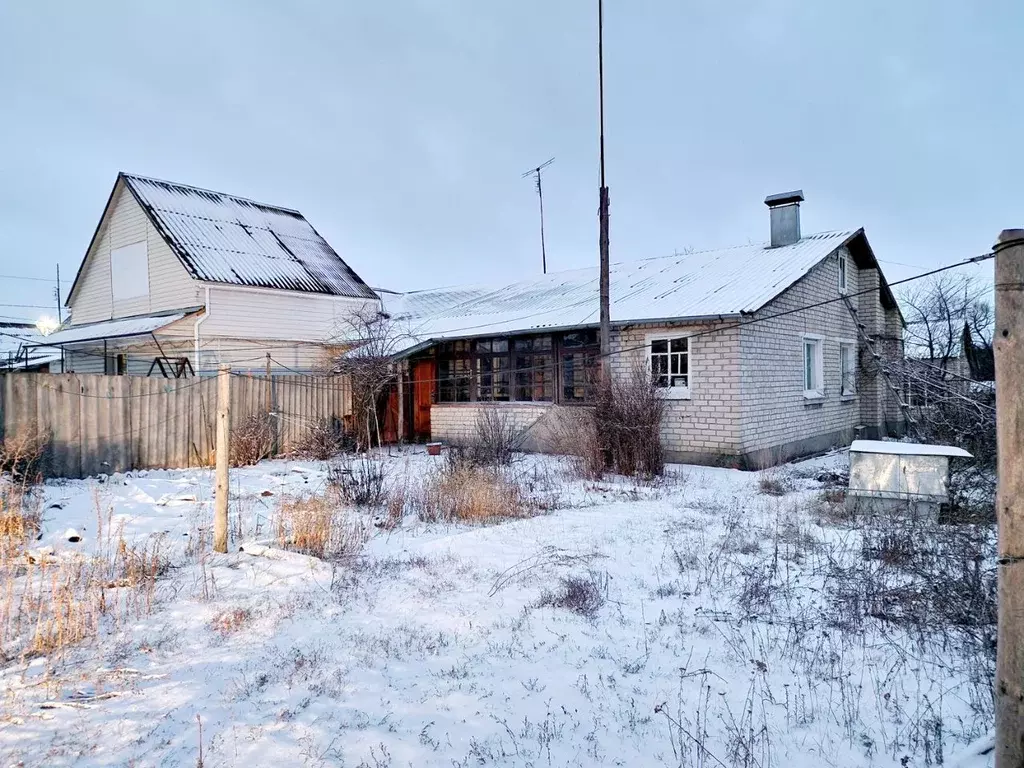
[0,449,995,767]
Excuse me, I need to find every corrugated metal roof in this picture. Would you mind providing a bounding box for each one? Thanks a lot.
[30,312,189,346]
[122,174,377,300]
[383,230,859,352]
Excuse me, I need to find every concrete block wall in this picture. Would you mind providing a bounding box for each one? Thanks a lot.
[739,248,885,464]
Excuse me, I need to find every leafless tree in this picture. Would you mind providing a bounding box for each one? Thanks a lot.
[900,273,992,368]
[327,306,413,452]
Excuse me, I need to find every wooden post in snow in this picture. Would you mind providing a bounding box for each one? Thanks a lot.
[994,228,1024,767]
[397,361,405,444]
[213,365,231,554]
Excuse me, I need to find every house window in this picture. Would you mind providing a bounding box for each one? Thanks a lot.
[838,251,848,294]
[840,342,857,396]
[105,353,127,376]
[110,241,150,301]
[649,336,690,397]
[560,330,598,403]
[803,336,824,397]
[513,337,553,401]
[437,340,471,402]
[475,338,510,401]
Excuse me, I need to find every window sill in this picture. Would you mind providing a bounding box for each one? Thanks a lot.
[840,393,858,402]
[656,388,691,401]
[803,391,825,401]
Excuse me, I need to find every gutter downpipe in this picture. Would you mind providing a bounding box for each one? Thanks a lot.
[193,286,211,377]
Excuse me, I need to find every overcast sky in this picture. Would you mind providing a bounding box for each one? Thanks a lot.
[0,1,1017,324]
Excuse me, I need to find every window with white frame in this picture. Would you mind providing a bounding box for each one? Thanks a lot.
[802,336,823,397]
[840,342,857,396]
[649,335,690,397]
[838,251,848,294]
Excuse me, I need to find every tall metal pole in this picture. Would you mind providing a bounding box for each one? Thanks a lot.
[597,0,611,370]
[993,228,1024,767]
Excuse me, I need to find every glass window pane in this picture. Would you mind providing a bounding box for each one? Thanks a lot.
[493,339,508,353]
[534,336,552,351]
[476,339,492,353]
[670,338,687,353]
[514,338,532,351]
[651,339,668,354]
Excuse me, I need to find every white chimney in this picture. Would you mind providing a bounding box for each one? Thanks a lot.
[764,190,804,247]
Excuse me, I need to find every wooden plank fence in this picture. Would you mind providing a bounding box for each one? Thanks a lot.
[0,373,352,478]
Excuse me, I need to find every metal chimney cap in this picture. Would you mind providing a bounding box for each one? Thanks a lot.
[764,190,805,207]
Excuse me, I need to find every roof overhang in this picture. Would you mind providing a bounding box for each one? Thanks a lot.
[25,309,198,348]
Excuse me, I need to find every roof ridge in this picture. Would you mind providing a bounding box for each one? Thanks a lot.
[390,229,855,298]
[121,172,303,216]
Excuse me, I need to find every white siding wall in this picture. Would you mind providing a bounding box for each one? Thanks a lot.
[197,285,377,343]
[67,180,200,325]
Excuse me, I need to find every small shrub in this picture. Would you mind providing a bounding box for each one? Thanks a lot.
[328,456,388,507]
[469,408,520,466]
[230,414,274,467]
[275,495,368,559]
[211,607,251,636]
[294,417,351,460]
[758,468,795,496]
[537,572,607,617]
[414,465,535,524]
[553,407,605,481]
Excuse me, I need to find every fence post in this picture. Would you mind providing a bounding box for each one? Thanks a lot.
[213,365,231,554]
[993,228,1024,767]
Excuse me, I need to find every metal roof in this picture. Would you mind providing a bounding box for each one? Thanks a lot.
[120,174,377,300]
[28,311,189,346]
[383,229,861,353]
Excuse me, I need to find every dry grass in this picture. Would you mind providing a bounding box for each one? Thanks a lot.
[274,494,368,559]
[0,496,165,663]
[757,467,795,496]
[0,430,51,483]
[210,607,252,637]
[415,465,536,524]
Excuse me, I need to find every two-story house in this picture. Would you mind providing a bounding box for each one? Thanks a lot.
[34,173,378,376]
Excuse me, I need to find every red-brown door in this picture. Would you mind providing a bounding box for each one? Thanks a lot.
[411,360,435,441]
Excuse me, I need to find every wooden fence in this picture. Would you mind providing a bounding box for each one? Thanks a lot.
[0,373,352,478]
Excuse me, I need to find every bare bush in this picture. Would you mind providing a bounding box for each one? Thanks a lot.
[414,464,535,524]
[552,407,605,480]
[536,572,607,617]
[293,417,351,460]
[595,364,665,478]
[274,495,368,559]
[328,455,388,507]
[0,430,50,483]
[230,414,274,467]
[757,467,795,497]
[469,408,520,466]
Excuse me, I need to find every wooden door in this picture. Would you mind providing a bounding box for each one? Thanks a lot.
[411,359,435,440]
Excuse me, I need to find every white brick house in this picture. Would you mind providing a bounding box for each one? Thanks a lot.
[386,192,905,467]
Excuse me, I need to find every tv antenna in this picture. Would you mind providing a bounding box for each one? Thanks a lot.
[522,157,555,274]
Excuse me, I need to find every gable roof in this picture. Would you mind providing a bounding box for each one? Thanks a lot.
[67,173,377,305]
[383,228,894,354]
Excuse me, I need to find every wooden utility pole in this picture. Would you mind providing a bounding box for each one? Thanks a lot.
[597,0,611,371]
[213,365,231,554]
[995,228,1024,767]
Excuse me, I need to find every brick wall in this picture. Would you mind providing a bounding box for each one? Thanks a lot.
[431,402,552,445]
[739,247,888,461]
[611,321,742,459]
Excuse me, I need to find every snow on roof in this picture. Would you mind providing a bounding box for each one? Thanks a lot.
[850,440,973,458]
[30,312,190,346]
[122,174,377,300]
[383,230,859,353]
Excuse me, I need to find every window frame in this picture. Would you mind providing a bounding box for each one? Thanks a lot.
[837,250,849,294]
[802,334,824,399]
[839,340,857,397]
[646,331,692,400]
